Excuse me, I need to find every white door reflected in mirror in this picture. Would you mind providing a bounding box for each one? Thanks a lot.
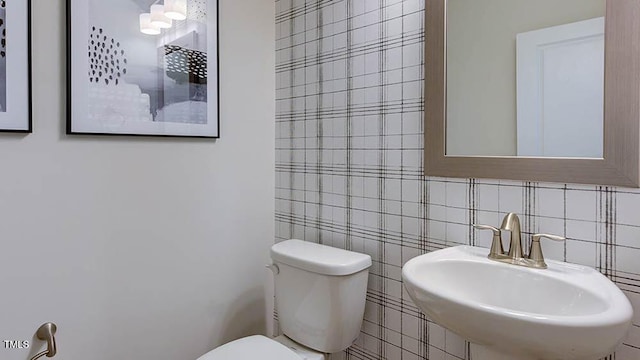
[517,17,604,158]
[445,0,606,158]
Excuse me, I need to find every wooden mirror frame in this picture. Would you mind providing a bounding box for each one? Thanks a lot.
[425,0,640,187]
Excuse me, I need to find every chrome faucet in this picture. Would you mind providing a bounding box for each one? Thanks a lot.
[500,212,523,260]
[474,212,566,269]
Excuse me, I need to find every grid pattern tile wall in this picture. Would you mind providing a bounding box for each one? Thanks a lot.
[274,0,640,359]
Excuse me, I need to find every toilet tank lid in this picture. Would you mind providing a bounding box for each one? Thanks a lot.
[271,239,372,276]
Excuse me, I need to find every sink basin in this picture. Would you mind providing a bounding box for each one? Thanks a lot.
[402,246,633,360]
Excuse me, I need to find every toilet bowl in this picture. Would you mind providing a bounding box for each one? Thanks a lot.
[197,335,325,360]
[196,239,372,360]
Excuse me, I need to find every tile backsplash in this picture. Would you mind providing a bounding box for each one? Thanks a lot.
[274,0,640,358]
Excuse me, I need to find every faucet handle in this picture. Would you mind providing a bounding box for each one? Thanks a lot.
[528,233,566,269]
[473,224,504,258]
[473,224,500,232]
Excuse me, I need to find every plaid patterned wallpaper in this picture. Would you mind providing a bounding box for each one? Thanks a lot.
[274,0,640,359]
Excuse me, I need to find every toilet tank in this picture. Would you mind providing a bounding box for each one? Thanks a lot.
[270,240,372,354]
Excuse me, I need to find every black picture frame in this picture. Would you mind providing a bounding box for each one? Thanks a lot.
[0,0,32,133]
[66,0,220,138]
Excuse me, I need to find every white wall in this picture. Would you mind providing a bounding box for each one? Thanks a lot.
[0,0,274,359]
[446,0,604,156]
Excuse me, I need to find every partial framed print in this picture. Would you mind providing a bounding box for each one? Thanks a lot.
[67,0,219,138]
[0,1,32,133]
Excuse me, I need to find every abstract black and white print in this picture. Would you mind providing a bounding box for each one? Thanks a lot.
[0,0,7,113]
[88,0,206,125]
[68,0,218,137]
[0,0,31,132]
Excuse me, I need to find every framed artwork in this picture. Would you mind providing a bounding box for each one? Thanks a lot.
[0,0,32,133]
[67,0,219,138]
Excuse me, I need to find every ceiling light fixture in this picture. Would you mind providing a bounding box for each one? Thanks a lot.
[164,0,187,21]
[150,4,172,29]
[139,13,161,35]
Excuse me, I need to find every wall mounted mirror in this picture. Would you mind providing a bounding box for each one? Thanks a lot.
[425,0,640,186]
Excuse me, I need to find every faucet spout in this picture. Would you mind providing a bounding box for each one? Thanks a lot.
[500,213,523,260]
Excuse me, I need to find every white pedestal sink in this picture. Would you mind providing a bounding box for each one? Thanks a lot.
[402,246,633,360]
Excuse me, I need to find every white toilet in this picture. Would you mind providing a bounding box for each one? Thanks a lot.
[197,239,372,360]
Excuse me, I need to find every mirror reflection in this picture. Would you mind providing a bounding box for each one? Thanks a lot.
[445,0,606,158]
